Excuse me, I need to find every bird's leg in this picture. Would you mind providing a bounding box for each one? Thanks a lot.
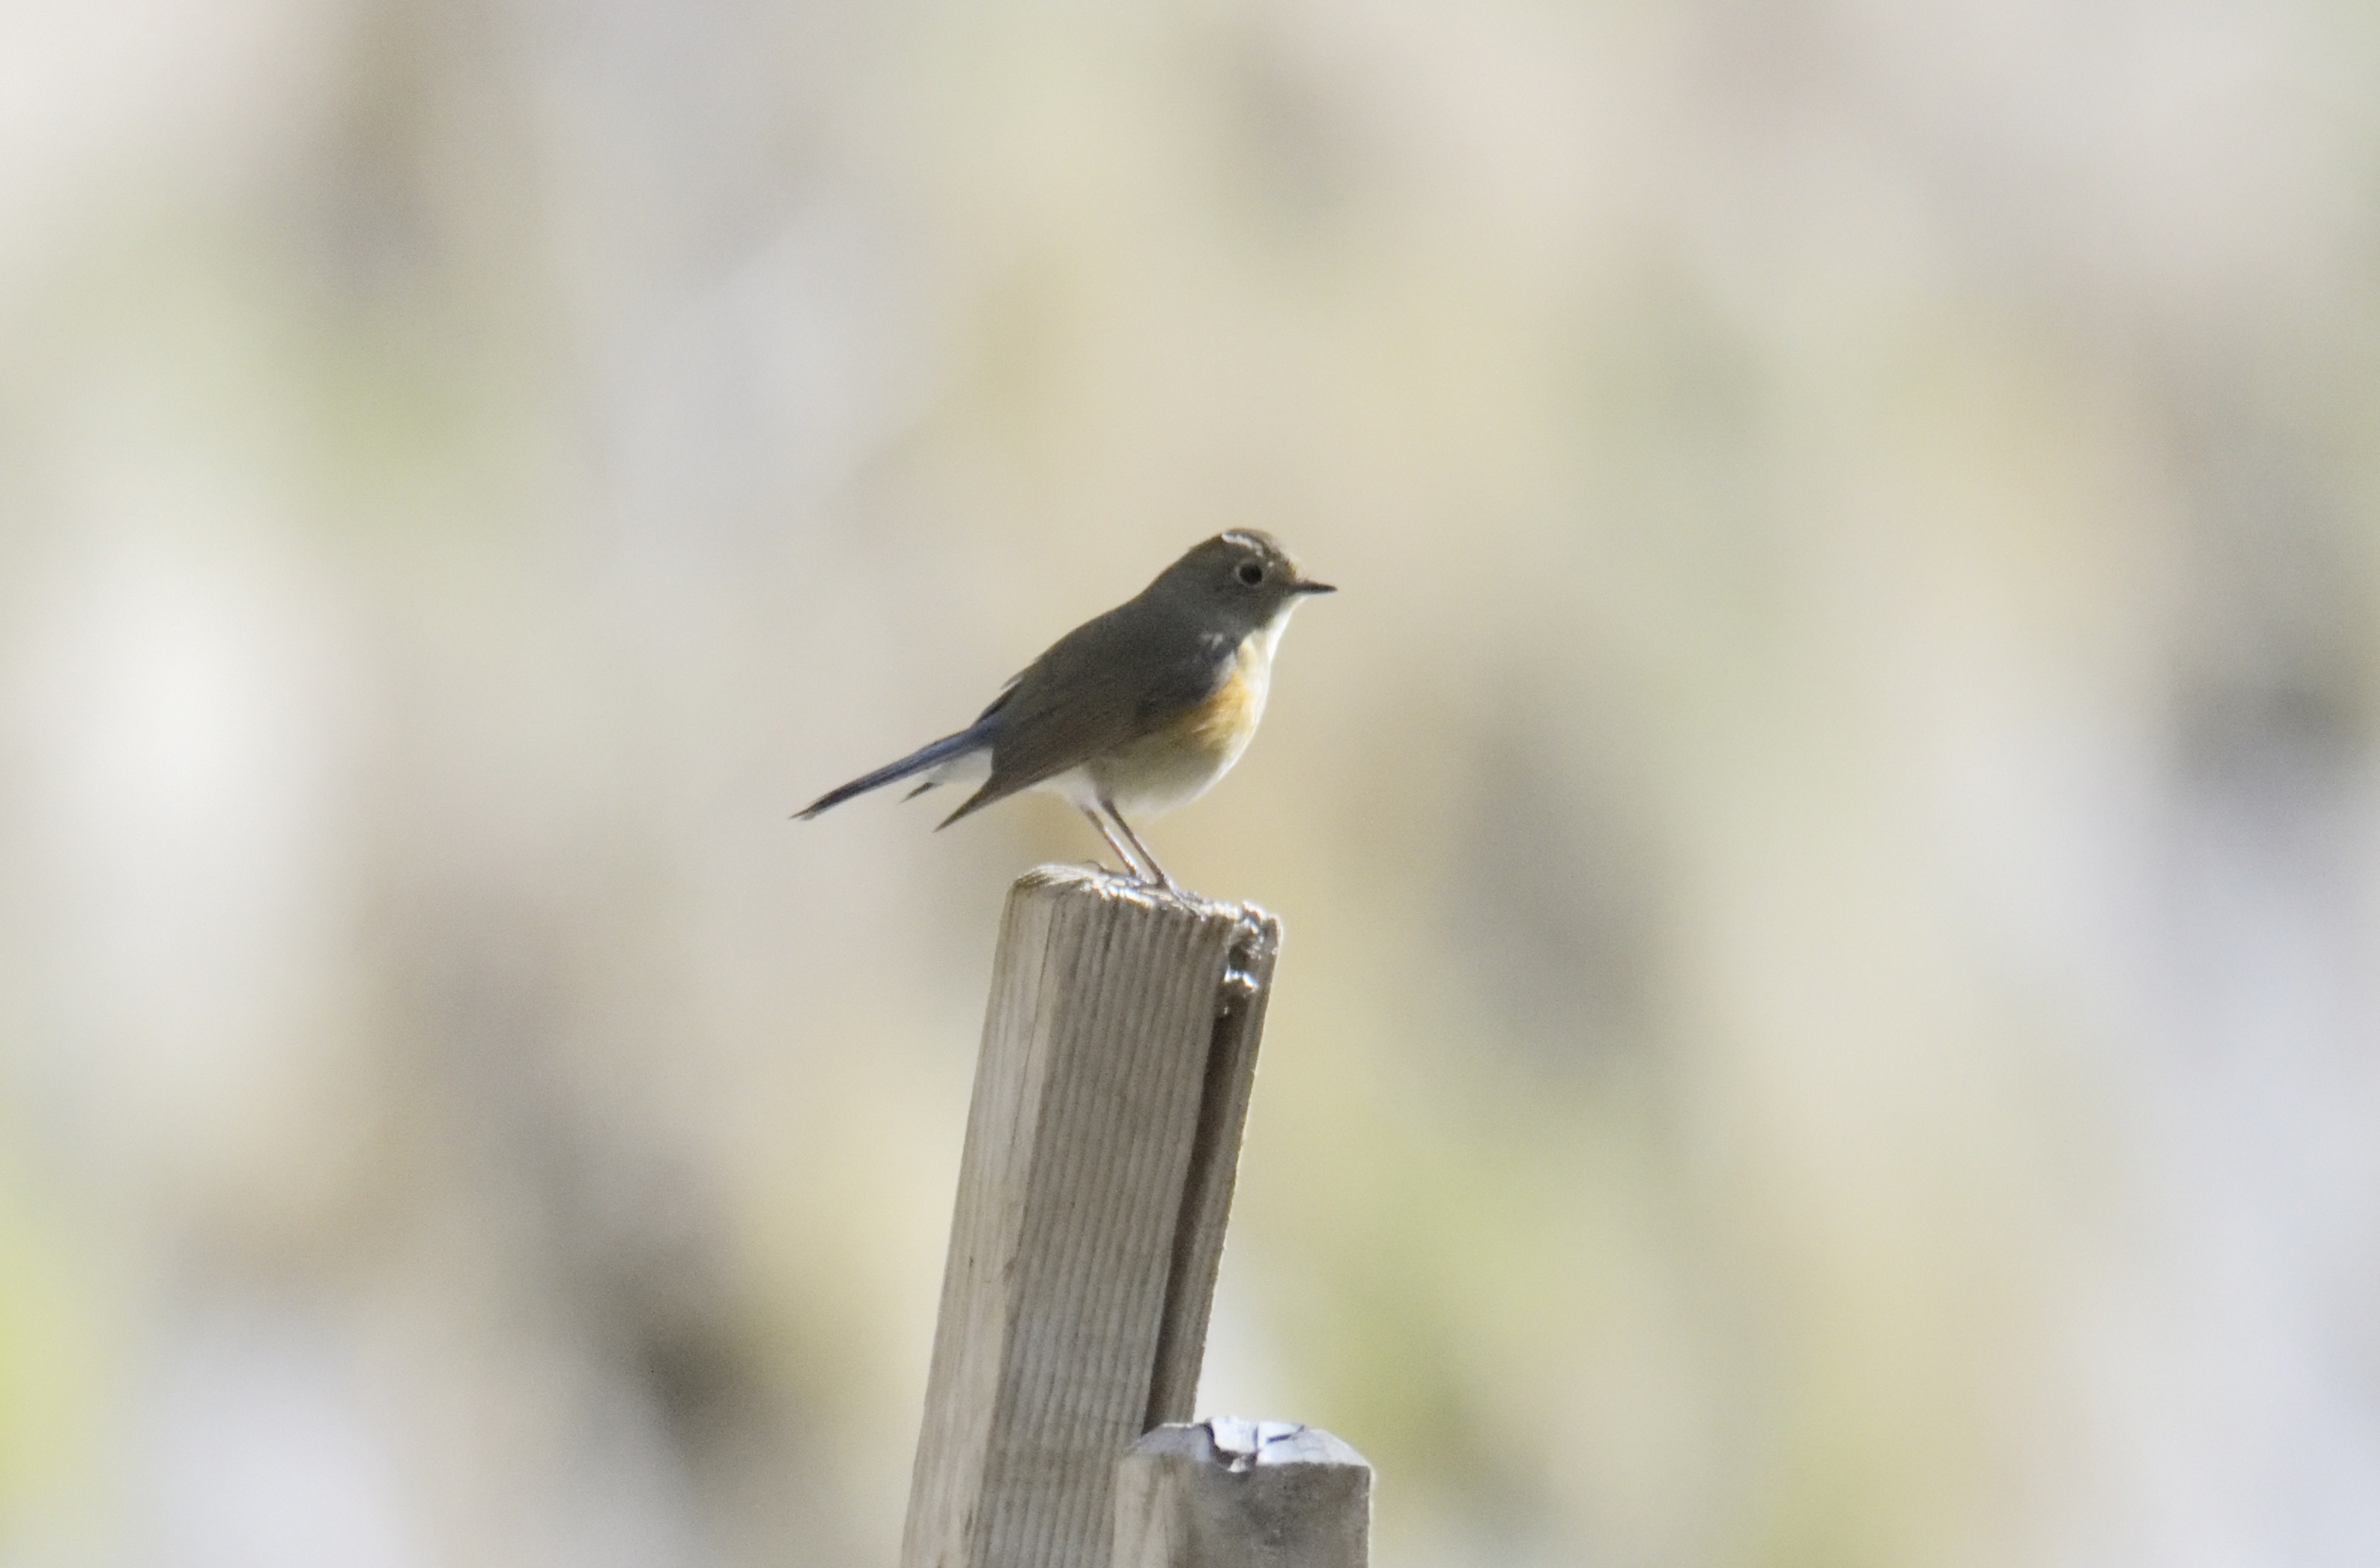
[1102,801,1182,896]
[1078,803,1152,882]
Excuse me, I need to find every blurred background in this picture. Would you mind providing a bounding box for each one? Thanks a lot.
[4,0,2379,1564]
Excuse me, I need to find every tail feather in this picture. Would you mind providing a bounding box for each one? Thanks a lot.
[797,728,987,819]
[936,775,1014,830]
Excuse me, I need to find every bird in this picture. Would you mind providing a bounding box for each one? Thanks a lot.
[797,531,1334,894]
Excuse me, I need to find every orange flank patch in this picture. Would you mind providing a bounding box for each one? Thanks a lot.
[1093,630,1278,817]
[1172,664,1263,761]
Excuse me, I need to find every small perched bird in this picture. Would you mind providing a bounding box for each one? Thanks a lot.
[799,531,1334,893]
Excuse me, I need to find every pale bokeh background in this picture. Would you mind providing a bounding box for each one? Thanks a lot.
[5,1,2380,1564]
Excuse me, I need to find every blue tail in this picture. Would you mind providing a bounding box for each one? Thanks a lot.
[797,725,990,819]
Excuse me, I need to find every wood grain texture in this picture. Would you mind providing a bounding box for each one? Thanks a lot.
[900,866,1282,1568]
[1113,1421,1371,1568]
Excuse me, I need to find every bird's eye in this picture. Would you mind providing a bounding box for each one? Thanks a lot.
[1237,562,1265,586]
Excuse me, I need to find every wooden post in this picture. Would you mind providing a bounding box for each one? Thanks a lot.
[900,866,1281,1568]
[1113,1420,1372,1568]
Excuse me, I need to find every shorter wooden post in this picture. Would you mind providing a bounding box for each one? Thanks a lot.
[1113,1420,1371,1568]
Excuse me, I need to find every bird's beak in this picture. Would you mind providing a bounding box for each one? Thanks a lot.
[1292,579,1337,595]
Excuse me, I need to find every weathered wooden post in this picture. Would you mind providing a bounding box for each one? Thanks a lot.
[1114,1420,1371,1568]
[899,865,1302,1568]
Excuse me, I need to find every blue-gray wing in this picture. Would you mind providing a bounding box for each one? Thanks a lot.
[940,609,1234,824]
